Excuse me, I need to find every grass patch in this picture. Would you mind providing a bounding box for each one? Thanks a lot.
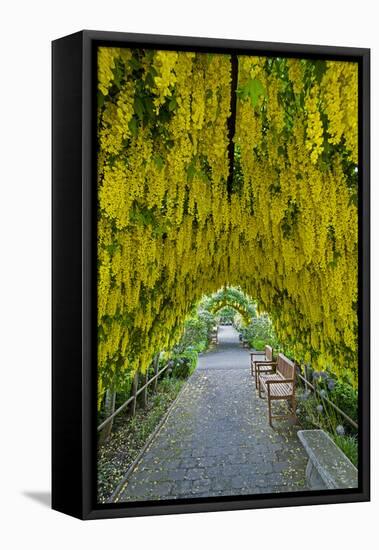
[332,434,358,467]
[97,376,185,503]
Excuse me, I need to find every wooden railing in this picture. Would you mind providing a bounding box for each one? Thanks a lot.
[97,356,169,433]
[297,371,358,430]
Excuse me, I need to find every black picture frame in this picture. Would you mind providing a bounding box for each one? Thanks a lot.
[52,30,370,520]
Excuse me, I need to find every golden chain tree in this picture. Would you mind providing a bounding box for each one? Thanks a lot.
[97,48,358,406]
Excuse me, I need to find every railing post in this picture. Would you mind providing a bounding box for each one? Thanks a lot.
[97,362,171,432]
[99,389,116,444]
[131,371,139,416]
[153,353,160,392]
[141,369,148,408]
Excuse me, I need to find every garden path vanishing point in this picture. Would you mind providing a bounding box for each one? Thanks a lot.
[113,326,309,502]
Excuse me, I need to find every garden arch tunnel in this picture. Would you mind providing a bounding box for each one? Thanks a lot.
[96,48,359,407]
[210,303,251,326]
[204,287,256,326]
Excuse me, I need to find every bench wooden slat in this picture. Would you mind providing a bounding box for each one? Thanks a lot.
[268,383,293,397]
[260,375,292,396]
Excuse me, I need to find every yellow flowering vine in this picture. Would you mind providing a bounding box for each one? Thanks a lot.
[96,48,359,407]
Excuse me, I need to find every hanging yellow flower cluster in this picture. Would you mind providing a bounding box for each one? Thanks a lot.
[96,47,358,405]
[234,56,358,383]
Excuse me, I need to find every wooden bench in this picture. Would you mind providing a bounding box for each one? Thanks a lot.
[241,337,249,348]
[210,327,218,345]
[258,353,296,427]
[210,333,218,344]
[297,429,358,489]
[250,345,274,389]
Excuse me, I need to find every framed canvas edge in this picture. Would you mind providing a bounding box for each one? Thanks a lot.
[52,30,370,520]
[52,31,85,519]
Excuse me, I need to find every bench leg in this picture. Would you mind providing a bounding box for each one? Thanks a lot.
[268,397,273,427]
[258,378,262,398]
[255,368,259,389]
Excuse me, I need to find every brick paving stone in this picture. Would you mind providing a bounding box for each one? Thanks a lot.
[116,326,308,502]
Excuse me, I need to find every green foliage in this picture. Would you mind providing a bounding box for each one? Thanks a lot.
[177,317,207,352]
[170,348,198,379]
[304,371,358,430]
[251,339,266,351]
[331,434,358,467]
[217,306,235,324]
[331,381,358,426]
[163,305,217,379]
[240,314,278,350]
[296,366,358,466]
[237,78,267,107]
[296,393,328,430]
[175,308,216,353]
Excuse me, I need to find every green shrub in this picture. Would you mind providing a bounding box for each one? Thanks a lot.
[217,306,235,324]
[331,381,358,425]
[332,434,358,467]
[194,340,207,353]
[250,338,265,351]
[295,393,320,430]
[175,308,216,353]
[241,314,278,350]
[297,370,358,436]
[170,348,198,379]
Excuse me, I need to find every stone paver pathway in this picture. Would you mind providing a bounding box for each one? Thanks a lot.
[115,326,308,502]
